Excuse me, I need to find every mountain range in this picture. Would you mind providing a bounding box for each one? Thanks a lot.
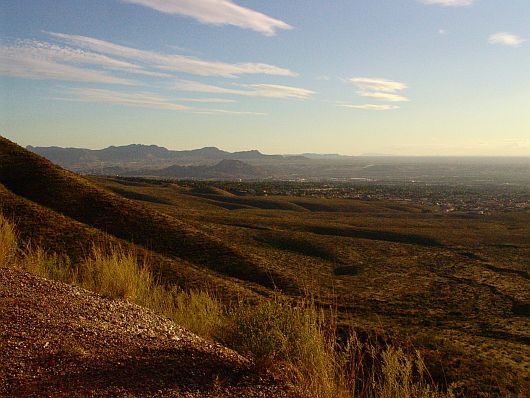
[86,159,266,179]
[27,144,306,166]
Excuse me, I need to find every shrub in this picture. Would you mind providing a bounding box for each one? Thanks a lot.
[220,300,290,366]
[219,298,334,373]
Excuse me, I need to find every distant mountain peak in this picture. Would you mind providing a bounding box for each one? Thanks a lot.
[27,143,282,170]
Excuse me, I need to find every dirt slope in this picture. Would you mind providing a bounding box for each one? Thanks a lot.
[0,267,293,397]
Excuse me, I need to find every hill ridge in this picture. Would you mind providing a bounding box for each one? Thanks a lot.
[2,136,296,291]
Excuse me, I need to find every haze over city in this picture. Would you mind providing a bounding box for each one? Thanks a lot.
[1,0,529,155]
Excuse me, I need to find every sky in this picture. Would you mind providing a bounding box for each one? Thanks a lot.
[1,0,529,155]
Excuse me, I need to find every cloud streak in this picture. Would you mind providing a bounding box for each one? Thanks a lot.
[358,91,409,102]
[419,0,475,6]
[349,77,409,103]
[121,0,292,36]
[57,87,264,115]
[349,77,407,93]
[60,88,191,110]
[488,32,526,48]
[177,97,236,103]
[0,41,138,85]
[48,32,296,78]
[173,79,315,99]
[339,104,400,111]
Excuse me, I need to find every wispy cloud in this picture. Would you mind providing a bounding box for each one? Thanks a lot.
[58,87,264,115]
[0,40,138,85]
[349,77,409,102]
[59,88,191,110]
[419,0,475,6]
[173,79,315,99]
[191,108,266,116]
[358,91,409,102]
[121,0,292,36]
[488,32,526,48]
[48,32,296,78]
[339,104,400,111]
[349,77,407,93]
[177,97,236,103]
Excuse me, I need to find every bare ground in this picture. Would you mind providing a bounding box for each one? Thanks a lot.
[0,267,293,398]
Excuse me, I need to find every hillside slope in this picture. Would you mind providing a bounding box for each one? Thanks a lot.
[0,137,294,291]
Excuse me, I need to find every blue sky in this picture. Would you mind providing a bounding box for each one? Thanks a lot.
[1,0,529,155]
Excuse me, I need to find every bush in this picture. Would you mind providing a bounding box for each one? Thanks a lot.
[218,297,337,397]
[219,299,304,366]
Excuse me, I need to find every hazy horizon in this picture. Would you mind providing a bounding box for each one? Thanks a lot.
[16,139,530,159]
[1,1,529,156]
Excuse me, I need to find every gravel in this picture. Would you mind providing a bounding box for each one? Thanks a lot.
[0,267,293,397]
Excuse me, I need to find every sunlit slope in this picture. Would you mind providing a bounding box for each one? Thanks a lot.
[0,137,294,290]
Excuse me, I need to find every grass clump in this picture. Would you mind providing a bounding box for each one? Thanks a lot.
[79,245,152,302]
[374,346,451,398]
[219,298,338,396]
[0,212,17,266]
[147,287,222,340]
[20,246,73,283]
[220,299,306,366]
[76,245,222,339]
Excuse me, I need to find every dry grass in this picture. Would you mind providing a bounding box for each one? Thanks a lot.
[219,297,454,398]
[20,246,73,283]
[78,246,223,339]
[0,212,17,266]
[4,219,222,340]
[146,287,222,340]
[79,245,153,302]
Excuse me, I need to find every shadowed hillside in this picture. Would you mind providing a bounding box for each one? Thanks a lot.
[0,137,295,291]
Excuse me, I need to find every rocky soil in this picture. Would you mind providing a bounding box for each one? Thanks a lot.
[0,267,293,397]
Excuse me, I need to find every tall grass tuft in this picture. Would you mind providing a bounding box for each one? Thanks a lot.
[145,286,223,340]
[0,212,17,267]
[20,246,73,283]
[79,245,153,302]
[218,297,338,396]
[373,346,453,398]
